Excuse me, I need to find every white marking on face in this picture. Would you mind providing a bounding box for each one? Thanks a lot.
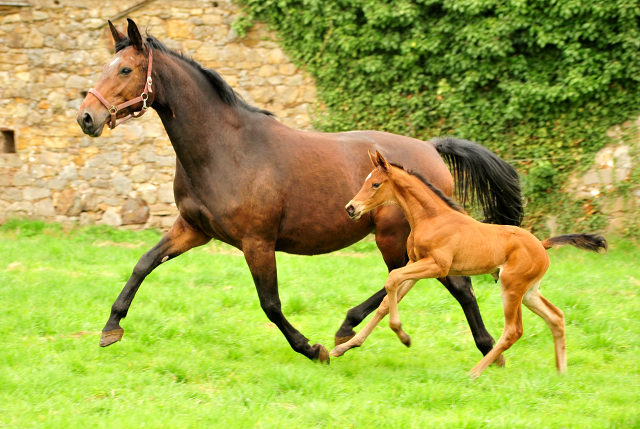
[366,172,372,180]
[109,57,121,67]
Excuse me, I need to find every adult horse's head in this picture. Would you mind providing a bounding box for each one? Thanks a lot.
[345,150,395,220]
[77,19,154,137]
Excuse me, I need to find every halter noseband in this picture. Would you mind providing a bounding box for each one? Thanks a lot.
[88,49,154,129]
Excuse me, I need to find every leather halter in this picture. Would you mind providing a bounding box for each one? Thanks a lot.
[88,49,154,129]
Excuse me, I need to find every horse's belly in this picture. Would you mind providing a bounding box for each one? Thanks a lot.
[275,212,374,255]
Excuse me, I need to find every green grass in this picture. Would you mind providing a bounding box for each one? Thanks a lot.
[0,219,639,428]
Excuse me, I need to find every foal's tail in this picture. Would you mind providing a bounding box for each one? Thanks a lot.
[431,137,523,226]
[541,234,608,253]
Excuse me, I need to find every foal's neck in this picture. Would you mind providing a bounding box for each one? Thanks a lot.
[390,170,454,229]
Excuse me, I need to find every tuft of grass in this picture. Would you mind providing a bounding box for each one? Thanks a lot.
[0,220,639,428]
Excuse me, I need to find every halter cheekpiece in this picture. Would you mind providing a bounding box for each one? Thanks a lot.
[88,49,154,129]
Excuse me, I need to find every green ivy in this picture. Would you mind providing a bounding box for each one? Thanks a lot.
[236,0,640,232]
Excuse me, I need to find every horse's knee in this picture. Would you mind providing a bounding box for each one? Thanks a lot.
[376,297,390,316]
[503,326,523,347]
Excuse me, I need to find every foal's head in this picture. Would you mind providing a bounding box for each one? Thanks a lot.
[77,19,153,137]
[345,150,396,220]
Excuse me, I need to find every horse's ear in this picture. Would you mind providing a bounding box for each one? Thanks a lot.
[368,149,379,167]
[376,151,391,172]
[127,18,144,51]
[108,21,125,46]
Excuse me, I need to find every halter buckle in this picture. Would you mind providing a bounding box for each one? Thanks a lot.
[141,92,148,110]
[147,76,153,93]
[109,105,118,114]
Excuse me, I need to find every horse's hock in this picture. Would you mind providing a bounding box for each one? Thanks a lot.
[0,0,316,229]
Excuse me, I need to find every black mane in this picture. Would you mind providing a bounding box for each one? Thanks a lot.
[115,34,274,117]
[389,163,466,214]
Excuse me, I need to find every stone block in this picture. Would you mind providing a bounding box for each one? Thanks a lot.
[129,164,151,183]
[275,86,300,107]
[34,198,55,217]
[100,207,122,227]
[23,187,51,201]
[1,187,23,202]
[80,167,96,180]
[47,179,67,190]
[113,174,132,195]
[166,20,194,39]
[265,48,287,64]
[121,197,150,225]
[12,171,32,186]
[139,147,159,163]
[158,183,174,203]
[137,183,158,204]
[59,166,78,180]
[278,63,297,76]
[257,65,278,78]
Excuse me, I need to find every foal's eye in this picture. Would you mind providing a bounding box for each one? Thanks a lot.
[120,67,133,75]
[372,183,381,189]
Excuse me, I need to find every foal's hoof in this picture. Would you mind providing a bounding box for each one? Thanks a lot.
[492,354,506,367]
[100,328,124,347]
[330,343,350,357]
[401,335,411,348]
[312,343,330,365]
[334,331,356,346]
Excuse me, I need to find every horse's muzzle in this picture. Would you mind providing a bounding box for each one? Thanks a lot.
[76,108,105,137]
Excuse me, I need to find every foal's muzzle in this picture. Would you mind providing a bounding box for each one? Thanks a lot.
[345,203,362,220]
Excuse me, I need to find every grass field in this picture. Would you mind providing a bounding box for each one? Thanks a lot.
[0,220,639,428]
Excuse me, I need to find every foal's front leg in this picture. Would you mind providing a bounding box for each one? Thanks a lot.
[100,216,210,346]
[330,279,417,357]
[386,258,448,346]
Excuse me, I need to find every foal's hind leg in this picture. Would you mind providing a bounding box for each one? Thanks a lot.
[469,286,525,378]
[331,279,417,357]
[100,216,210,347]
[522,282,566,373]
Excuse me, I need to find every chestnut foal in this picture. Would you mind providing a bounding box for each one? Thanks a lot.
[332,150,607,377]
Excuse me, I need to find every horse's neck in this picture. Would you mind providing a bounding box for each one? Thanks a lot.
[391,172,450,229]
[151,53,255,171]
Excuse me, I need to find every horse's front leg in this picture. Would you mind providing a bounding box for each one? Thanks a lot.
[100,215,210,347]
[386,258,447,346]
[242,239,330,363]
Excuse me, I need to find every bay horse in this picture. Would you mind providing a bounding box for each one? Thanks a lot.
[333,150,607,376]
[76,19,524,363]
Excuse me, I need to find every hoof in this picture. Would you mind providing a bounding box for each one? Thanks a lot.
[402,335,411,348]
[492,354,506,367]
[100,328,124,347]
[334,332,356,347]
[312,343,330,365]
[330,344,347,357]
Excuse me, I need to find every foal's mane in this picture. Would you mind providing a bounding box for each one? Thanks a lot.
[389,163,466,214]
[115,34,274,117]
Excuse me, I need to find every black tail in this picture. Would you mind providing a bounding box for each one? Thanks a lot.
[541,234,608,253]
[430,137,523,226]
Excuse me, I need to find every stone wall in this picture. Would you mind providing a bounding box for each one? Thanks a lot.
[0,0,317,229]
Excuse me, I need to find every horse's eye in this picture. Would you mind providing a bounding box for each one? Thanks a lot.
[372,183,381,189]
[120,67,133,75]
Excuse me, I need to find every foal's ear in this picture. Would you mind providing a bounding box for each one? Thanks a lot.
[368,149,379,167]
[108,21,125,46]
[375,151,391,172]
[127,18,144,51]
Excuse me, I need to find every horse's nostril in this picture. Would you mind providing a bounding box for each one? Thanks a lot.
[83,112,93,128]
[346,205,355,215]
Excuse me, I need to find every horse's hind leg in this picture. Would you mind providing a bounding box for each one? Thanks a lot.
[100,215,210,347]
[522,282,566,373]
[331,279,417,357]
[469,286,524,378]
[437,275,503,365]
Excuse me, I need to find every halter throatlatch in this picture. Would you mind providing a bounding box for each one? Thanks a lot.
[88,49,154,129]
